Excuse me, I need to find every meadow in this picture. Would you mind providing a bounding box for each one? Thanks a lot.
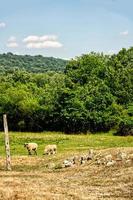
[0,131,133,156]
[0,132,133,199]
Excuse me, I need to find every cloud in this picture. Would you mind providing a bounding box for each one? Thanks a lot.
[7,42,18,48]
[23,35,57,43]
[23,35,63,49]
[0,22,6,28]
[26,41,62,49]
[7,36,18,48]
[120,30,129,36]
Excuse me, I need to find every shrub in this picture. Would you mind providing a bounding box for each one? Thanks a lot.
[115,117,133,136]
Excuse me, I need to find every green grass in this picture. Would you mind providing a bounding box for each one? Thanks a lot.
[0,131,133,156]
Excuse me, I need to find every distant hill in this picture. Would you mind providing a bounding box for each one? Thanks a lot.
[0,52,68,73]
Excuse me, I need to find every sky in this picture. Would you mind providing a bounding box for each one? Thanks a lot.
[0,0,133,59]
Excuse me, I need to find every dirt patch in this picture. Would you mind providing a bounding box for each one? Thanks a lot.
[0,148,133,200]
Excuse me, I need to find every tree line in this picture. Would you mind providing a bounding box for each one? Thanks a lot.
[0,52,67,73]
[0,48,132,135]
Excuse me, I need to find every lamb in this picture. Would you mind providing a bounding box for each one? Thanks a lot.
[43,144,57,155]
[24,143,38,155]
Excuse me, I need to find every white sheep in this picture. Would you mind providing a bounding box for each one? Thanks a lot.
[24,143,38,155]
[63,157,76,167]
[44,144,57,155]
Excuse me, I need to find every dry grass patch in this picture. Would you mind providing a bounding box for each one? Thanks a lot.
[0,147,133,200]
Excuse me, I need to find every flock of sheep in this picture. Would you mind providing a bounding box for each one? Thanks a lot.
[24,143,57,155]
[23,143,133,170]
[23,142,94,168]
[23,143,98,168]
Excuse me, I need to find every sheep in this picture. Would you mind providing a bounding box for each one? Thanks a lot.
[43,144,57,155]
[63,159,75,167]
[24,143,38,155]
[63,157,78,167]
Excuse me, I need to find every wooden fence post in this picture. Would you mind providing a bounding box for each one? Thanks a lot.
[3,114,11,171]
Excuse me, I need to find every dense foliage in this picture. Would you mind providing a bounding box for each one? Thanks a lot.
[0,48,132,134]
[0,52,67,73]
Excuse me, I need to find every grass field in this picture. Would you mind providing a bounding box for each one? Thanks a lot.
[0,132,133,199]
[0,131,133,156]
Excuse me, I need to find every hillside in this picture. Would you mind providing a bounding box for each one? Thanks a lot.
[0,52,68,73]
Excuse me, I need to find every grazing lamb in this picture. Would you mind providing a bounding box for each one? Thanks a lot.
[24,143,38,155]
[44,144,57,155]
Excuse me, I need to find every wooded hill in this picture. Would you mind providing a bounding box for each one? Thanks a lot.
[0,48,132,135]
[0,52,68,73]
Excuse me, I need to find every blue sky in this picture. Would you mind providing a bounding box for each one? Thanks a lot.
[0,0,133,59]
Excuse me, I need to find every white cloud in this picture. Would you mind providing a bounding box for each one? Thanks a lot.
[0,22,6,28]
[23,35,63,49]
[7,42,18,48]
[23,35,57,43]
[7,36,18,48]
[26,41,62,49]
[120,30,129,36]
[40,35,57,42]
[23,35,40,43]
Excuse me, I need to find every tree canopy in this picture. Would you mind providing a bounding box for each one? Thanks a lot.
[0,48,132,134]
[0,52,68,73]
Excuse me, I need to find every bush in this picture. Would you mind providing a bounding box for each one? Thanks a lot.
[115,117,133,136]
